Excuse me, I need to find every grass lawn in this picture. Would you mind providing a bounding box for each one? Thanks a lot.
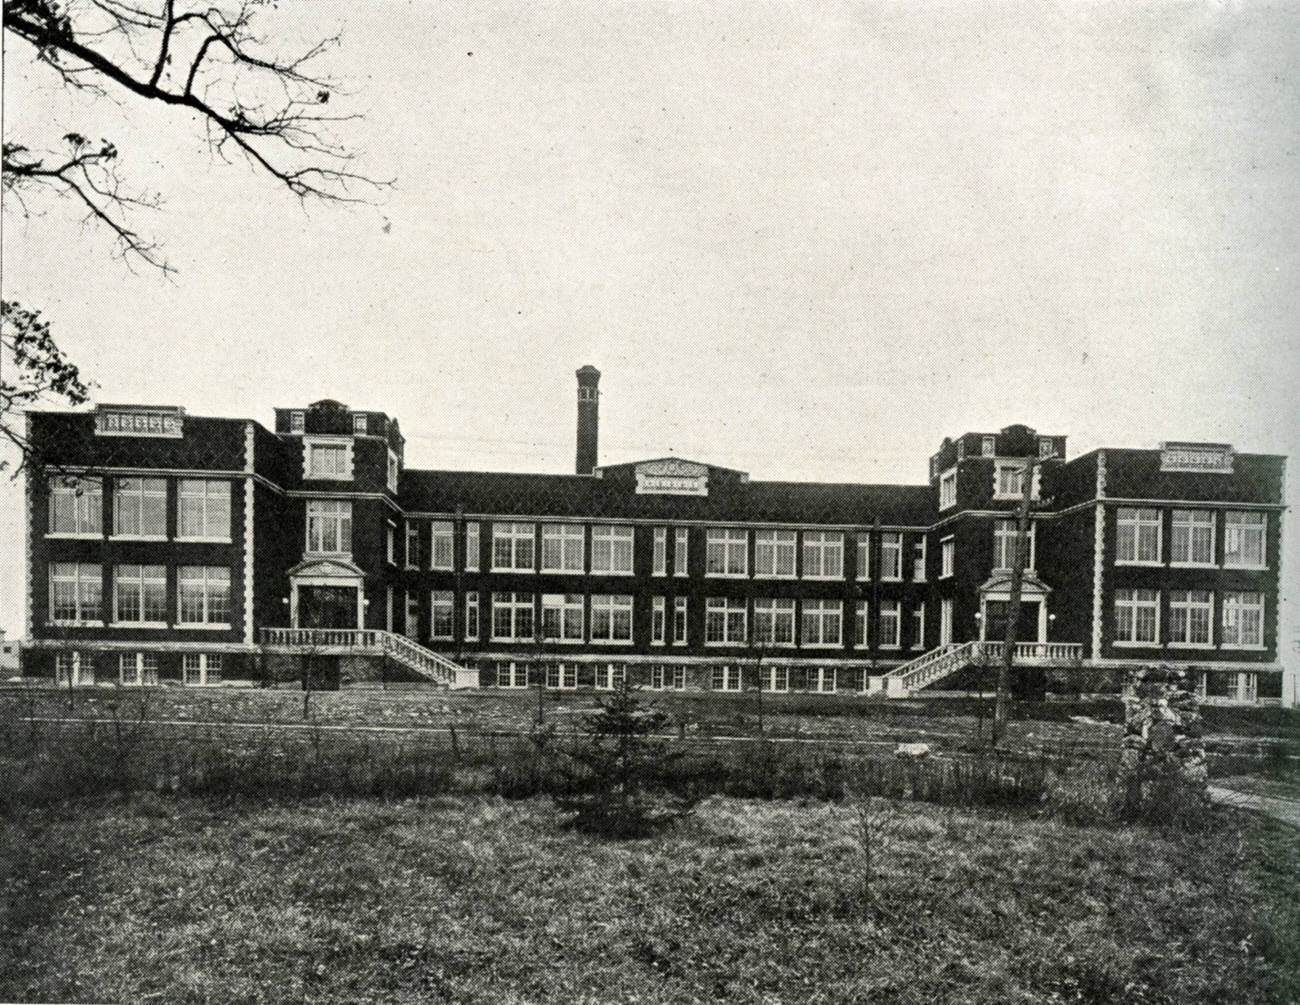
[2,794,1296,1004]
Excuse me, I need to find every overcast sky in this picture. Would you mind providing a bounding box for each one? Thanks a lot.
[3,1,1297,648]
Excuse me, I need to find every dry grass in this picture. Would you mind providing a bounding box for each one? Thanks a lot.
[1,793,1296,1004]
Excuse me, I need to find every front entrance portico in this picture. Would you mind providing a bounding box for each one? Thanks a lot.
[287,558,367,629]
[978,572,1050,644]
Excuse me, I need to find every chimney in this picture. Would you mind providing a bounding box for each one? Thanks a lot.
[575,365,601,475]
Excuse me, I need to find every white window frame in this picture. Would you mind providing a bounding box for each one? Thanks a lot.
[182,653,221,686]
[353,413,368,434]
[711,664,742,692]
[115,564,169,626]
[541,523,585,573]
[50,562,102,625]
[546,662,578,690]
[492,522,536,572]
[911,602,925,650]
[705,597,747,645]
[879,532,903,581]
[431,590,454,640]
[754,530,797,579]
[651,596,666,645]
[673,596,688,645]
[752,598,796,647]
[178,479,231,542]
[911,537,926,582]
[1114,588,1160,647]
[1221,591,1264,649]
[939,468,957,510]
[765,666,789,693]
[802,531,843,581]
[177,565,231,627]
[465,522,480,572]
[1224,511,1267,569]
[386,521,396,565]
[406,590,419,638]
[56,651,94,686]
[856,534,870,581]
[387,451,399,494]
[491,592,535,642]
[306,499,352,555]
[431,520,455,571]
[652,527,667,576]
[589,594,633,643]
[119,652,159,686]
[464,591,479,641]
[1168,590,1213,648]
[289,410,304,433]
[1116,507,1162,565]
[993,460,1036,501]
[879,600,901,649]
[674,527,689,576]
[705,528,748,578]
[801,599,842,648]
[807,666,836,693]
[854,600,868,648]
[981,435,995,457]
[541,593,584,642]
[112,477,168,539]
[48,476,102,537]
[303,436,353,481]
[993,520,1036,572]
[594,663,627,691]
[1170,509,1216,567]
[1038,438,1057,459]
[940,536,955,578]
[590,525,634,575]
[405,522,420,569]
[496,660,528,689]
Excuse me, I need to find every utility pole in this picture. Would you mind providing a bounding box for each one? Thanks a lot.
[993,455,1039,747]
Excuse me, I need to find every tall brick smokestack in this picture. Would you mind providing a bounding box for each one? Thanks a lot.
[575,366,601,475]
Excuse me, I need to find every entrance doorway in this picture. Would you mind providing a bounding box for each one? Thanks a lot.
[984,600,1039,644]
[298,586,358,629]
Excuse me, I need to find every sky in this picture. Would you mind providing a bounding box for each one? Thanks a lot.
[2,1,1298,651]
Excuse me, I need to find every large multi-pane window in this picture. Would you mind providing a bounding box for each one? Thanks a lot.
[546,662,579,689]
[754,530,796,578]
[854,601,868,647]
[802,531,843,580]
[765,666,789,692]
[711,664,741,691]
[650,664,686,690]
[1224,511,1266,568]
[178,479,230,540]
[541,593,584,642]
[594,664,626,691]
[306,499,351,554]
[993,520,1035,571]
[752,598,795,646]
[112,478,167,537]
[1168,590,1213,646]
[542,523,585,572]
[1221,592,1264,648]
[879,532,903,580]
[940,537,955,578]
[304,441,350,479]
[493,522,535,571]
[1114,589,1159,645]
[465,522,481,571]
[807,667,836,693]
[879,600,901,648]
[464,591,479,641]
[119,652,159,685]
[939,469,957,509]
[674,528,689,576]
[431,591,454,639]
[48,476,102,535]
[591,525,634,574]
[1171,509,1215,566]
[1116,507,1162,564]
[673,596,688,644]
[651,596,666,644]
[492,592,534,640]
[706,528,748,577]
[496,661,528,688]
[652,528,667,576]
[178,566,230,626]
[995,461,1032,499]
[182,653,221,686]
[705,597,747,644]
[856,534,870,580]
[49,562,102,623]
[56,652,94,686]
[590,594,633,642]
[115,564,168,624]
[801,599,842,647]
[431,521,455,570]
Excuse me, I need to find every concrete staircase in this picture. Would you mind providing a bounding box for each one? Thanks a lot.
[883,640,1083,698]
[260,628,477,688]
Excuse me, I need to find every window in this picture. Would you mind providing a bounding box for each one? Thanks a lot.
[387,451,399,493]
[651,596,666,644]
[752,598,795,646]
[492,592,534,641]
[541,594,584,642]
[1169,590,1213,647]
[306,499,351,554]
[406,522,420,568]
[856,534,870,580]
[879,600,901,648]
[289,410,304,432]
[994,461,1034,500]
[808,667,836,693]
[464,592,479,641]
[765,666,789,692]
[653,528,667,575]
[802,531,843,580]
[48,476,102,535]
[941,537,955,578]
[912,538,926,582]
[705,597,747,645]
[178,566,230,626]
[650,664,678,690]
[111,478,167,538]
[542,524,585,572]
[711,664,741,692]
[493,522,536,571]
[706,528,747,577]
[993,520,1035,571]
[546,662,578,689]
[1222,592,1264,648]
[674,528,689,576]
[1114,589,1159,645]
[431,591,454,640]
[56,652,94,686]
[880,533,903,580]
[178,480,230,540]
[465,522,480,571]
[304,439,351,480]
[406,590,419,638]
[1171,509,1215,566]
[1116,507,1162,564]
[496,661,528,688]
[590,594,633,643]
[754,530,797,578]
[594,664,626,691]
[386,523,396,565]
[854,601,868,647]
[591,525,634,574]
[386,585,394,632]
[49,563,102,623]
[115,564,168,624]
[353,413,368,434]
[431,521,454,570]
[182,653,221,686]
[1224,511,1266,568]
[911,602,925,650]
[673,596,688,644]
[1038,438,1056,459]
[981,435,995,456]
[801,599,842,647]
[939,469,957,509]
[119,652,159,686]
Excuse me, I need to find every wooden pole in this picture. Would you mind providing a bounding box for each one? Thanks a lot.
[993,456,1037,747]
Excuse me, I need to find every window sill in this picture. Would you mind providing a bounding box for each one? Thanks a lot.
[880,576,903,583]
[802,643,843,650]
[540,567,585,575]
[177,537,233,545]
[110,622,169,629]
[491,568,535,574]
[589,639,633,646]
[304,551,353,559]
[430,636,454,643]
[1223,564,1268,572]
[753,574,798,581]
[590,569,635,577]
[1170,562,1217,569]
[803,575,844,583]
[1221,644,1267,652]
[1113,641,1160,648]
[47,620,105,628]
[176,623,232,630]
[880,644,901,651]
[110,535,168,542]
[704,573,749,579]
[303,475,354,482]
[1167,643,1216,650]
[46,533,103,540]
[1114,560,1164,568]
[431,565,455,573]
